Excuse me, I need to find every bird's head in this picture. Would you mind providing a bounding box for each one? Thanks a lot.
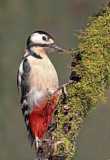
[26,31,65,56]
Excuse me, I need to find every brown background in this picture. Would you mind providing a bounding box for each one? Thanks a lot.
[0,0,109,160]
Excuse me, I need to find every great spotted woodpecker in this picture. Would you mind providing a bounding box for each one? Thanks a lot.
[17,30,66,150]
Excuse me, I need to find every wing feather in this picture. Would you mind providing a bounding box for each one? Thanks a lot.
[18,58,35,145]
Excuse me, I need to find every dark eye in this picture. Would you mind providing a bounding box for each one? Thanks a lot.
[42,36,48,41]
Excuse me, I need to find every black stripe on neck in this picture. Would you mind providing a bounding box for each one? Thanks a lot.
[31,52,42,59]
[26,47,43,59]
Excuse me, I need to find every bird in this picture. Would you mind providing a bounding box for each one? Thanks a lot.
[17,30,66,151]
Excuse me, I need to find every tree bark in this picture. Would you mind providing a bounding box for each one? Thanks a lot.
[36,2,110,160]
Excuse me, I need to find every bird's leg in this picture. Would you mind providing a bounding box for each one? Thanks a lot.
[47,80,74,103]
[54,80,74,94]
[53,80,74,102]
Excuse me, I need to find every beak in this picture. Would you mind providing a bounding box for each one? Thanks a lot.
[50,43,66,52]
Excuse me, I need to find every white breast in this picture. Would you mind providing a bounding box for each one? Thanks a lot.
[27,54,59,107]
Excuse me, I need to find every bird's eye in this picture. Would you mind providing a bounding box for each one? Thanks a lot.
[42,36,48,41]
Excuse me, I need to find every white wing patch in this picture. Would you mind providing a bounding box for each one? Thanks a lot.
[18,60,24,86]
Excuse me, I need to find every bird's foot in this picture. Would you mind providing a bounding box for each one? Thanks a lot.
[54,80,74,94]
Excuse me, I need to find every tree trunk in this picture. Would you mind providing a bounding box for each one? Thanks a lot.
[36,2,110,160]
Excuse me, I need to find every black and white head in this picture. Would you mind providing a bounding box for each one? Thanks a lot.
[26,30,65,53]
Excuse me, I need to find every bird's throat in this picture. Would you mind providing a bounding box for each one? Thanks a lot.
[30,47,47,58]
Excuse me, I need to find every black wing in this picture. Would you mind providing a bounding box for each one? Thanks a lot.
[17,58,35,145]
[20,58,30,103]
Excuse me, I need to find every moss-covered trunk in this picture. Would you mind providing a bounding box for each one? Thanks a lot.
[36,2,110,160]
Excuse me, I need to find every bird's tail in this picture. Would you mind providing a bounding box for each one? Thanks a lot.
[21,98,35,145]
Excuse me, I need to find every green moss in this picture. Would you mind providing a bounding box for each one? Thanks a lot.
[51,3,110,160]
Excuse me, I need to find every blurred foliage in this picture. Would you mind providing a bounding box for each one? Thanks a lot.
[50,3,110,160]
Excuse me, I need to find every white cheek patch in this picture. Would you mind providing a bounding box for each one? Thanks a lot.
[31,33,45,44]
[31,33,54,45]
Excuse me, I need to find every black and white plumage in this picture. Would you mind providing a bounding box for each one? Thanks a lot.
[17,31,65,147]
[17,57,35,144]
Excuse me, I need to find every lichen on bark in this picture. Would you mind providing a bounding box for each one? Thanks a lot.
[36,3,110,160]
[47,2,110,160]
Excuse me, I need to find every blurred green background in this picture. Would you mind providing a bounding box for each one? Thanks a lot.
[0,0,110,160]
